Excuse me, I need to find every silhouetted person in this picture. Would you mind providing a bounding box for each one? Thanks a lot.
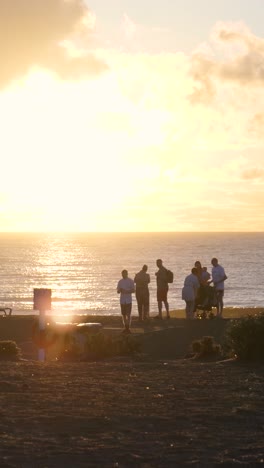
[155,259,170,319]
[134,265,150,321]
[117,269,135,333]
[210,258,227,318]
[194,260,211,310]
[182,267,200,319]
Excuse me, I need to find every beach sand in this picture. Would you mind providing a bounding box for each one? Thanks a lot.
[0,310,264,466]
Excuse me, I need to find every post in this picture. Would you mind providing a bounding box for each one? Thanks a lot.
[38,308,46,362]
[33,288,52,362]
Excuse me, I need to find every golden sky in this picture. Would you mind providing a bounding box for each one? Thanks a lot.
[1,0,264,231]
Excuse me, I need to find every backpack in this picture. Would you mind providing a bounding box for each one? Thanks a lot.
[166,269,174,283]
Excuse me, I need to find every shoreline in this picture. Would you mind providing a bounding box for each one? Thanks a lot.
[3,306,264,320]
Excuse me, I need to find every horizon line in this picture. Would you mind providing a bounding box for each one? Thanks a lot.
[0,231,263,235]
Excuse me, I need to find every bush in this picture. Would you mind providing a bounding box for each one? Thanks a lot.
[191,336,222,358]
[0,341,21,360]
[84,333,141,359]
[58,332,141,361]
[225,313,264,360]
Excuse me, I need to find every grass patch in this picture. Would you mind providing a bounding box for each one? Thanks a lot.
[170,308,264,319]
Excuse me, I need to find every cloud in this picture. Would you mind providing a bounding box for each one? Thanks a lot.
[189,22,264,104]
[121,14,138,42]
[119,13,173,53]
[0,0,106,88]
[248,113,264,139]
[241,168,264,180]
[188,53,217,104]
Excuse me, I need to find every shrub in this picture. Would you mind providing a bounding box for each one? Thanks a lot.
[191,336,222,358]
[84,333,141,359]
[225,313,264,360]
[57,332,141,361]
[0,341,21,360]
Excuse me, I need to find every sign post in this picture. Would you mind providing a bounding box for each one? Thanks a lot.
[33,288,52,362]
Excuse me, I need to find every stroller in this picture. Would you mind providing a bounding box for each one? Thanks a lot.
[195,285,217,319]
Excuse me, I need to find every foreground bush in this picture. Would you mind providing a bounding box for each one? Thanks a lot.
[191,336,222,358]
[0,341,21,360]
[225,313,264,360]
[58,332,141,361]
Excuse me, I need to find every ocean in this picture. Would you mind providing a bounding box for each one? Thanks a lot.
[0,232,263,315]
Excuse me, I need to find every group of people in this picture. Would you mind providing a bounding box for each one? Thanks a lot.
[117,258,227,333]
[182,258,227,320]
[117,259,170,333]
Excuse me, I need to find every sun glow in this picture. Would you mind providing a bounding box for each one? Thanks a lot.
[0,72,144,231]
[1,13,264,231]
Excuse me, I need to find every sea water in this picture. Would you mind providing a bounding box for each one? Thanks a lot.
[0,232,263,315]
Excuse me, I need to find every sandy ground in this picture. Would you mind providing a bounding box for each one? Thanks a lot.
[1,359,264,467]
[0,312,264,467]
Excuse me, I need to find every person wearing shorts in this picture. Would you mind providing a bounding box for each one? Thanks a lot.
[155,259,170,319]
[210,258,227,318]
[117,269,135,333]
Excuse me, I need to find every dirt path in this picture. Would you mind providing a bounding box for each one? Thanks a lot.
[0,316,230,361]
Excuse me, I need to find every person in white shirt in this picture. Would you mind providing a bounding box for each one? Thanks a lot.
[210,258,227,318]
[117,269,135,333]
[182,267,200,319]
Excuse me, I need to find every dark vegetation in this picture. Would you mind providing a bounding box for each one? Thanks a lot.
[225,312,264,360]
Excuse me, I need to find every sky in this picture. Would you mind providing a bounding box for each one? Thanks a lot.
[0,0,264,232]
